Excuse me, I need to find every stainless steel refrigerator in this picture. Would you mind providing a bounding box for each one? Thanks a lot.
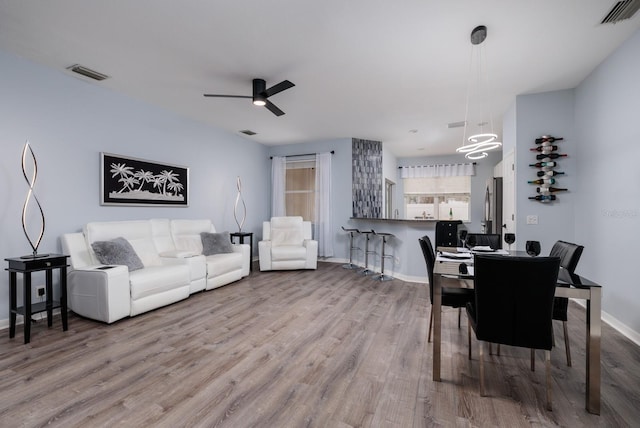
[482,177,503,240]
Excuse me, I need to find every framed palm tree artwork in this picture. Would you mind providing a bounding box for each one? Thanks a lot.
[100,153,189,206]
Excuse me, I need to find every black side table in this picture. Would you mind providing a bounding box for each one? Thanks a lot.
[5,254,69,344]
[230,232,253,271]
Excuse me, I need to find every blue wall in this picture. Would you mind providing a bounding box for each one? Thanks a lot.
[574,29,640,338]
[0,50,270,323]
[507,29,640,339]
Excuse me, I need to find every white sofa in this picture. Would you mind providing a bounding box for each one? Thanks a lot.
[258,216,318,271]
[61,219,250,323]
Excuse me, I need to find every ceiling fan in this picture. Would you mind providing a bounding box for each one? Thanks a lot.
[203,78,295,116]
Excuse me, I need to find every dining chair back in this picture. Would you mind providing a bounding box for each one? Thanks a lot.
[549,240,584,366]
[419,235,474,341]
[466,254,560,410]
[435,220,462,248]
[467,233,501,249]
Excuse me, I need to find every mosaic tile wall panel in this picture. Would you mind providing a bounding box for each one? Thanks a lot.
[352,138,382,218]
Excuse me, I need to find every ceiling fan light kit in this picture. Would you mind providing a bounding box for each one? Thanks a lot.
[457,25,502,160]
[204,78,294,116]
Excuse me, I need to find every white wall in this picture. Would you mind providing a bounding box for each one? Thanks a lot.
[0,50,270,322]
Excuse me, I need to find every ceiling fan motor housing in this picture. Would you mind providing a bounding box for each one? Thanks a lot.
[253,79,267,105]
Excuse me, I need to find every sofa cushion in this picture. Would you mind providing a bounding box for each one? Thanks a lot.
[271,227,303,247]
[271,245,308,261]
[205,252,244,277]
[85,220,162,267]
[129,264,190,300]
[201,231,233,256]
[91,237,144,271]
[170,219,215,253]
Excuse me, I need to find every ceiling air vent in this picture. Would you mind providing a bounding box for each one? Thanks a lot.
[601,0,640,24]
[239,129,257,136]
[66,64,109,81]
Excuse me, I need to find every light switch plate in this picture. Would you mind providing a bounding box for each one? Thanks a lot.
[526,215,538,225]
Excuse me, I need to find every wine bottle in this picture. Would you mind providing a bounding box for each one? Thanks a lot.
[536,153,567,160]
[528,178,556,185]
[535,136,564,144]
[530,145,558,152]
[529,194,557,202]
[536,186,567,193]
[536,170,565,177]
[529,161,556,168]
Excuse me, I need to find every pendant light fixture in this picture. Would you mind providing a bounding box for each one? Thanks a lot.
[456,25,502,160]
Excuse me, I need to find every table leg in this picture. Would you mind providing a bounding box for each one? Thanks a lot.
[432,275,442,381]
[46,269,53,327]
[60,266,68,331]
[9,272,17,339]
[586,287,601,415]
[23,273,31,344]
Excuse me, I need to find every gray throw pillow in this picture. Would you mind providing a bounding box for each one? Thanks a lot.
[91,237,144,271]
[201,231,233,256]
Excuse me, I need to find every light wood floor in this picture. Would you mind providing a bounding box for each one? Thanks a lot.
[1,262,638,427]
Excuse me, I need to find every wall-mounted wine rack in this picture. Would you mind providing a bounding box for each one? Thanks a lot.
[528,135,568,202]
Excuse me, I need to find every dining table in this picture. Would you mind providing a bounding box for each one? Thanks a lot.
[431,247,602,415]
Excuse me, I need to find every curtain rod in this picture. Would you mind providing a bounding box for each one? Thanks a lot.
[398,162,476,169]
[270,150,334,159]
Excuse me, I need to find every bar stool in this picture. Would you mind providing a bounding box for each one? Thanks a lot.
[371,230,394,281]
[358,230,375,275]
[341,226,361,269]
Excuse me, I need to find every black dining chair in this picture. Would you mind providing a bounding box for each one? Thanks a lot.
[466,233,501,249]
[466,254,560,411]
[549,240,584,367]
[419,235,474,342]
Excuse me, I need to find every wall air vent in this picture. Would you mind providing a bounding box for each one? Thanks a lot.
[601,0,640,24]
[66,64,109,81]
[447,121,466,129]
[239,129,257,136]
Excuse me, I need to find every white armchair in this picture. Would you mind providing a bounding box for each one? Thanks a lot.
[259,216,318,271]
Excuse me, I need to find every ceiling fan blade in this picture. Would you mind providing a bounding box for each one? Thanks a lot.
[264,100,285,116]
[203,94,252,99]
[264,80,295,97]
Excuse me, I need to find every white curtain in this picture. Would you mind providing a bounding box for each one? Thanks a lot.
[314,152,333,257]
[399,162,475,178]
[271,156,286,217]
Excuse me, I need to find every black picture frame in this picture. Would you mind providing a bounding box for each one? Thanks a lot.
[100,152,189,206]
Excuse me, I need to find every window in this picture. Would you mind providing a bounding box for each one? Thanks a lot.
[285,159,315,222]
[403,176,471,221]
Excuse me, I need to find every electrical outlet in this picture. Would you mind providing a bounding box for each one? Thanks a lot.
[526,215,539,225]
[37,287,45,297]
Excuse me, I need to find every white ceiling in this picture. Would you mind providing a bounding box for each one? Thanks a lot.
[1,1,639,158]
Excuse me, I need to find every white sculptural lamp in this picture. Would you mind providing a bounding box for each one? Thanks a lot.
[21,141,49,258]
[233,176,247,233]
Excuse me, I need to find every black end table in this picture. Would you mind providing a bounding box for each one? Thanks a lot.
[5,254,69,344]
[230,232,253,271]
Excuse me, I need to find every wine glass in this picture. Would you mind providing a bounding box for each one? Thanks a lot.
[504,233,516,251]
[459,229,468,249]
[466,234,477,250]
[525,240,541,257]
